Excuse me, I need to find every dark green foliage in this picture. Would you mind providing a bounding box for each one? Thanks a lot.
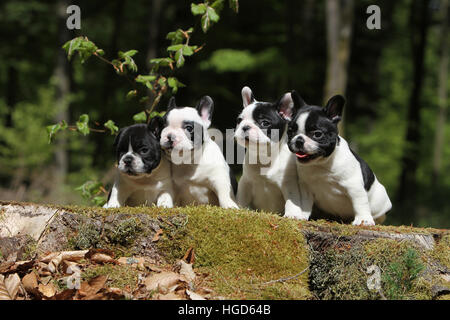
[382,248,425,300]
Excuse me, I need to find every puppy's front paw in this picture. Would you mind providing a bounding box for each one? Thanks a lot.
[222,201,239,209]
[103,202,120,209]
[352,216,375,226]
[284,211,310,221]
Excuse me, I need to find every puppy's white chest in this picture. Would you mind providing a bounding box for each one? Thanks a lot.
[300,168,353,216]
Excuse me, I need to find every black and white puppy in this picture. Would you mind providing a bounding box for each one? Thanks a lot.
[286,91,392,225]
[234,86,306,219]
[159,96,238,209]
[104,120,174,208]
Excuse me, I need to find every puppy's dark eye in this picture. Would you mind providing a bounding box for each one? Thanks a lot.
[185,125,194,133]
[260,120,271,127]
[312,131,323,139]
[237,117,243,125]
[140,148,149,153]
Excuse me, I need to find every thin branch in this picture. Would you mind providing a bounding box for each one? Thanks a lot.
[258,267,308,286]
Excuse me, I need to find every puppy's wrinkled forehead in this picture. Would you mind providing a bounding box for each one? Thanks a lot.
[166,107,203,127]
[293,106,333,133]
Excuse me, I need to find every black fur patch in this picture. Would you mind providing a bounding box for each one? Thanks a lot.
[252,102,287,142]
[350,149,375,191]
[229,167,238,196]
[182,120,204,147]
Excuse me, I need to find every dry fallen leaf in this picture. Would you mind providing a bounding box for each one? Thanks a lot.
[144,272,186,293]
[22,272,39,293]
[51,289,76,300]
[78,275,108,300]
[152,229,163,242]
[89,253,117,265]
[183,247,195,264]
[38,283,57,298]
[46,250,89,273]
[186,289,206,300]
[0,275,12,300]
[154,291,184,300]
[4,273,21,300]
[177,260,196,283]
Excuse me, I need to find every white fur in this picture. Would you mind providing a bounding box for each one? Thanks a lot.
[294,137,392,225]
[235,94,305,220]
[163,107,238,209]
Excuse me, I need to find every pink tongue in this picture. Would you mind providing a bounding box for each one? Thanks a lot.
[296,152,309,159]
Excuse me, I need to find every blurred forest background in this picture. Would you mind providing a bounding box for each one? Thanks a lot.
[0,0,449,228]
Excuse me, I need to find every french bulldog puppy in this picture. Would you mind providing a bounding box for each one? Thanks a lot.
[287,91,392,225]
[234,86,306,219]
[104,120,174,208]
[160,96,238,209]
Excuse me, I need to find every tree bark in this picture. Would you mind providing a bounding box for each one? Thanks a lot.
[324,0,354,136]
[52,0,71,198]
[5,65,18,128]
[432,0,449,187]
[397,0,431,220]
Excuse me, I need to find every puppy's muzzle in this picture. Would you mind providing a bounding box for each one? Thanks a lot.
[123,155,133,167]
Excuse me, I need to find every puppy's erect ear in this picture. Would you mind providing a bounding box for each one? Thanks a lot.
[241,86,255,108]
[167,96,177,112]
[196,95,214,128]
[276,92,297,121]
[291,90,307,110]
[148,116,165,139]
[324,95,345,124]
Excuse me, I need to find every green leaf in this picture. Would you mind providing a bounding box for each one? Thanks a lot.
[76,181,103,199]
[166,30,185,45]
[211,0,225,11]
[76,114,90,136]
[191,3,207,15]
[126,90,137,100]
[62,37,100,64]
[150,58,174,66]
[175,50,185,68]
[118,49,138,58]
[92,196,107,207]
[149,111,166,119]
[133,111,147,123]
[135,75,157,83]
[46,124,61,143]
[201,6,220,33]
[168,77,186,94]
[104,120,119,135]
[167,44,184,52]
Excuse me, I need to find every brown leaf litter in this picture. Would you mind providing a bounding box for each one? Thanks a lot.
[0,246,213,300]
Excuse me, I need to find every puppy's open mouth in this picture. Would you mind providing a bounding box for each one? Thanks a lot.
[295,151,314,161]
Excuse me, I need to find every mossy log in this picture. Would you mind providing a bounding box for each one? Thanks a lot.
[0,201,449,300]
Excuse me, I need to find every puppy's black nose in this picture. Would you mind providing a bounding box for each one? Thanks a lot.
[295,136,305,149]
[123,156,133,166]
[167,134,175,145]
[242,125,251,132]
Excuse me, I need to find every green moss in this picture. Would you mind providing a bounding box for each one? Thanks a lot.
[72,223,101,250]
[431,234,450,269]
[157,206,311,300]
[108,217,142,246]
[81,264,139,290]
[22,237,38,260]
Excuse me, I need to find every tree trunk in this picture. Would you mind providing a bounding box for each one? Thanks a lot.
[432,0,449,187]
[397,0,431,221]
[5,65,18,128]
[52,0,71,199]
[324,0,354,136]
[146,0,163,104]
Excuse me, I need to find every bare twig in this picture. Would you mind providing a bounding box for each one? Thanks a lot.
[258,267,309,286]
